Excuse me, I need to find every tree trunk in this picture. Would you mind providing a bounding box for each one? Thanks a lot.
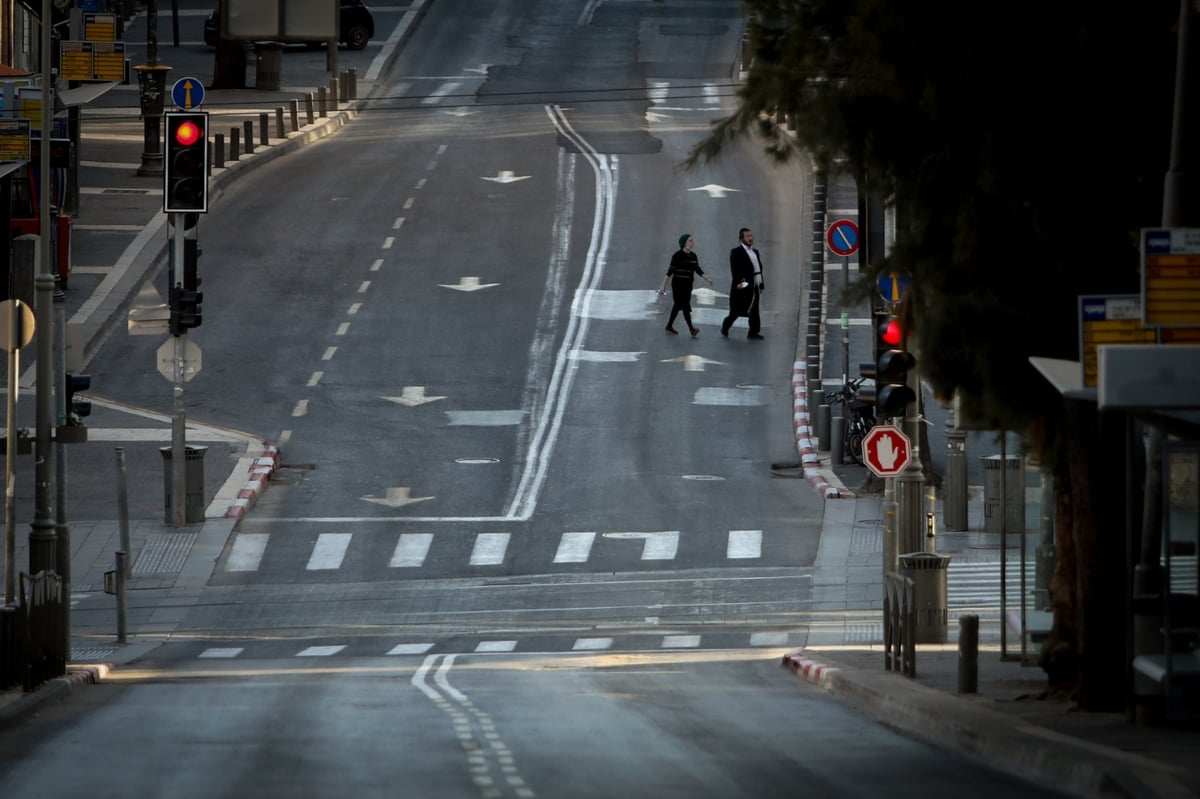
[1041,397,1127,710]
[210,40,247,90]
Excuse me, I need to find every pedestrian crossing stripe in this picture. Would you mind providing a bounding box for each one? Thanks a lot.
[195,632,794,661]
[222,529,765,573]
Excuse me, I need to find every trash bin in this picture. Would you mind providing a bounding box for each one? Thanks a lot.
[981,455,1024,534]
[255,42,283,91]
[899,552,951,644]
[160,445,207,524]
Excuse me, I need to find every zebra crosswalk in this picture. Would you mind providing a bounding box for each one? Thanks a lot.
[182,630,798,662]
[220,528,768,575]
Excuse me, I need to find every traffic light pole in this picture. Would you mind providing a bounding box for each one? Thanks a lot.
[170,216,186,528]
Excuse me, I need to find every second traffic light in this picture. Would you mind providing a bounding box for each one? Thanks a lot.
[169,284,203,336]
[859,349,916,418]
[164,112,209,214]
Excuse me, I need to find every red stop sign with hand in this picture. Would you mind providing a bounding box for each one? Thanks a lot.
[862,425,911,478]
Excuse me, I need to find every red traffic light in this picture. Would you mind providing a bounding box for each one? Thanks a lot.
[880,318,903,347]
[174,120,202,147]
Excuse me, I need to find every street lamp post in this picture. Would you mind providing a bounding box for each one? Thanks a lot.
[135,0,169,176]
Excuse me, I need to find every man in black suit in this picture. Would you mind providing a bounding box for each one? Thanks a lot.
[721,227,765,339]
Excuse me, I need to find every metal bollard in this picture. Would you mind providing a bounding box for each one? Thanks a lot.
[230,127,240,161]
[349,67,357,100]
[944,427,968,530]
[318,86,327,117]
[329,77,338,108]
[115,551,128,644]
[958,614,979,693]
[305,93,315,124]
[259,112,269,145]
[831,415,845,466]
[115,448,131,578]
[816,404,830,451]
[214,133,225,169]
[290,99,300,132]
[244,119,255,154]
[275,107,285,138]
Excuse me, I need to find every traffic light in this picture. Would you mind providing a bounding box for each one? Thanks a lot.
[65,372,92,423]
[164,112,209,213]
[873,312,903,365]
[169,284,203,336]
[860,349,916,418]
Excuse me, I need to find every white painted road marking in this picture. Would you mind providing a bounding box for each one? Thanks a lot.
[297,645,346,657]
[306,533,352,570]
[603,531,679,560]
[470,533,510,566]
[727,529,763,559]
[226,533,268,572]
[390,533,434,567]
[553,532,595,563]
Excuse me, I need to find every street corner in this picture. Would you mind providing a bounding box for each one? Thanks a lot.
[781,648,842,686]
[222,444,281,520]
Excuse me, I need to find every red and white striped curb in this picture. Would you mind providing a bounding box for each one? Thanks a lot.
[224,446,280,520]
[781,649,840,686]
[793,361,842,498]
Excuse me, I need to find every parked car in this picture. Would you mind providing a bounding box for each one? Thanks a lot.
[205,1,375,50]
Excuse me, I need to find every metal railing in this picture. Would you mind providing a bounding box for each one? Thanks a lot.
[884,571,916,677]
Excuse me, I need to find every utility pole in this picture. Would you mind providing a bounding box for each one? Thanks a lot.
[28,0,56,576]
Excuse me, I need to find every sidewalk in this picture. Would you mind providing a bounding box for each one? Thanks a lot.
[1,0,429,721]
[788,169,1200,797]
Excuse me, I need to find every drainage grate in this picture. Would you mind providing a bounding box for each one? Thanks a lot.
[132,532,197,575]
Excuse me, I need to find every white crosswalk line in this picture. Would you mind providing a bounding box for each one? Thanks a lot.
[390,533,434,567]
[662,635,701,648]
[727,530,762,559]
[554,532,595,563]
[572,638,614,651]
[603,531,679,560]
[387,643,435,655]
[297,645,346,657]
[476,640,517,653]
[470,533,510,566]
[199,647,243,658]
[307,533,352,570]
[749,632,788,647]
[226,533,268,572]
[947,561,1036,607]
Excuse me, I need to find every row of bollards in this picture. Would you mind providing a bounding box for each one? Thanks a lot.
[209,69,358,171]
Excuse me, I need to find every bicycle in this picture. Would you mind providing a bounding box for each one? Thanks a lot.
[822,377,877,466]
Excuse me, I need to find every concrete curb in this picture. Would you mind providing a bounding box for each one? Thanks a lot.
[224,445,280,520]
[781,649,1195,799]
[791,359,846,498]
[0,665,107,727]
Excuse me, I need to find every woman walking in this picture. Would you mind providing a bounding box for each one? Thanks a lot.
[658,233,713,337]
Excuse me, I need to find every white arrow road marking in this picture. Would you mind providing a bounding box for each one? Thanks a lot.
[470,532,510,565]
[689,184,740,198]
[307,533,352,570]
[390,533,434,567]
[554,532,596,563]
[602,531,679,560]
[439,276,500,291]
[644,110,671,124]
[382,386,447,407]
[482,170,531,184]
[361,487,435,507]
[662,355,724,372]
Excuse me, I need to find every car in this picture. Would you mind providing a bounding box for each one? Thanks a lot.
[205,1,375,50]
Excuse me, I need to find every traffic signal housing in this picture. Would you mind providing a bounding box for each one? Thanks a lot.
[859,349,916,418]
[169,284,203,336]
[65,372,92,423]
[164,112,209,213]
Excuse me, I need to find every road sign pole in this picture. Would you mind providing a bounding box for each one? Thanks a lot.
[170,216,186,528]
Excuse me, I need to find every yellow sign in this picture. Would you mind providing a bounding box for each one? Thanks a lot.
[1142,228,1200,327]
[84,13,118,43]
[0,118,30,162]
